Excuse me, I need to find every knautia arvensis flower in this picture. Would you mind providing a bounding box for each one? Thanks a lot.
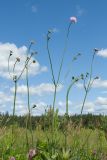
[28,148,38,160]
[9,157,16,160]
[70,16,77,23]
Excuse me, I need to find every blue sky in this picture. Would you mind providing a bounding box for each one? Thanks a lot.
[0,0,107,115]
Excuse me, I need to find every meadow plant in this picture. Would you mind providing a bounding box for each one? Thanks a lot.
[25,41,37,149]
[28,148,38,160]
[9,157,16,160]
[8,43,36,148]
[46,16,77,113]
[46,17,77,139]
[80,48,100,117]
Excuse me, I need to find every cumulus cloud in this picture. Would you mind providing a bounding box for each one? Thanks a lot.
[77,78,107,89]
[0,42,47,79]
[10,83,63,96]
[97,49,107,58]
[95,97,107,105]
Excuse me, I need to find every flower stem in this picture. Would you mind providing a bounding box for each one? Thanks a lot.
[12,80,17,144]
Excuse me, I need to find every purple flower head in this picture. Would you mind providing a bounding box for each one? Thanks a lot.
[9,157,16,160]
[28,149,38,160]
[70,16,77,23]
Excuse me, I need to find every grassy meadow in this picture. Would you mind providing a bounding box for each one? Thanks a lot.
[0,15,107,160]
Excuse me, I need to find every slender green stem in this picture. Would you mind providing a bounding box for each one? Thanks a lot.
[66,81,75,116]
[26,66,33,147]
[80,52,96,126]
[12,80,17,144]
[46,38,56,85]
[57,22,71,85]
[13,60,17,73]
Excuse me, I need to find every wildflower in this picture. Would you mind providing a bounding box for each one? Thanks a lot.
[70,16,77,23]
[16,57,20,62]
[9,157,16,160]
[28,148,38,160]
[92,149,97,156]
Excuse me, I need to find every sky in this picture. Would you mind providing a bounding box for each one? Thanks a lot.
[0,0,107,115]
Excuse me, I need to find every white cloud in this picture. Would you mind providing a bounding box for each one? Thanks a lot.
[0,42,47,79]
[77,78,107,89]
[10,83,63,96]
[0,91,12,104]
[95,97,107,105]
[97,49,107,58]
[93,78,107,88]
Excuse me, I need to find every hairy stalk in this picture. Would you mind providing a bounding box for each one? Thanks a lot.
[46,23,73,154]
[66,80,75,116]
[13,60,17,73]
[80,52,95,115]
[65,77,80,150]
[25,42,35,149]
[80,52,97,128]
[26,66,33,147]
[56,22,71,85]
[12,80,17,144]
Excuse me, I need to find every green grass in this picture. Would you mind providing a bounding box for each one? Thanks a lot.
[0,125,107,160]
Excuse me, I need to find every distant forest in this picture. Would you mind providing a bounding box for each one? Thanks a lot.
[1,111,107,132]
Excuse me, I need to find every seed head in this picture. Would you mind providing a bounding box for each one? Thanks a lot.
[94,76,99,80]
[81,74,84,79]
[30,40,36,45]
[48,29,53,34]
[93,48,100,53]
[72,76,75,80]
[32,104,37,108]
[13,75,17,82]
[16,57,20,62]
[9,50,13,56]
[33,60,36,64]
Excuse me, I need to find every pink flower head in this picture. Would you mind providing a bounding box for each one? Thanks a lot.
[28,149,38,160]
[70,16,77,23]
[9,157,16,160]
